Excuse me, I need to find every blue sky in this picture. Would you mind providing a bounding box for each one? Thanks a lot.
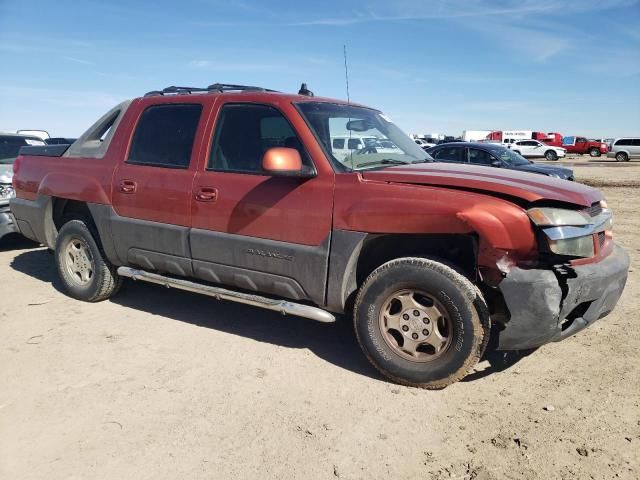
[1,0,639,137]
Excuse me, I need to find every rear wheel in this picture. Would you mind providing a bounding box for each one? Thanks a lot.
[545,150,558,161]
[353,258,489,389]
[615,152,628,162]
[55,219,122,302]
[589,148,601,157]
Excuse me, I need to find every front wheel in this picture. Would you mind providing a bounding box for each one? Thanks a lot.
[589,148,601,157]
[545,150,558,161]
[353,258,489,389]
[55,219,122,302]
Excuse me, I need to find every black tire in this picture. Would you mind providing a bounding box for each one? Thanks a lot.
[615,152,628,162]
[545,150,558,161]
[353,258,489,389]
[55,219,122,302]
[589,148,601,157]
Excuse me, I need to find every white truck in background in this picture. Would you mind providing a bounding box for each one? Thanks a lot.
[462,130,493,142]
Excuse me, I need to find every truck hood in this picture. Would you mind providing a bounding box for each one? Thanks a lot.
[514,162,574,179]
[361,162,600,207]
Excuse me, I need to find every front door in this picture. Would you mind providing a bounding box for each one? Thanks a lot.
[111,100,209,275]
[190,101,334,304]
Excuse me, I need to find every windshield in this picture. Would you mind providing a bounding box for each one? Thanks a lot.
[487,145,530,166]
[296,102,431,171]
[0,136,45,164]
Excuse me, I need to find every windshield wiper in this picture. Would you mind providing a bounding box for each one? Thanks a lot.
[356,158,412,168]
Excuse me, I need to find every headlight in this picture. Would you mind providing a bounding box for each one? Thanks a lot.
[0,183,15,201]
[548,236,594,257]
[527,207,591,226]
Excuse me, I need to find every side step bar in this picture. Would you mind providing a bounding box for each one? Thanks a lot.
[117,267,336,323]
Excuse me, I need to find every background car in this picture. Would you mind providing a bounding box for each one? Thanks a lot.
[426,142,574,180]
[45,137,76,145]
[436,136,464,145]
[414,138,437,150]
[607,137,640,162]
[511,139,566,161]
[0,133,47,240]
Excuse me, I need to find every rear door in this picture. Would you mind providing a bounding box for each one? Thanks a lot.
[111,99,211,275]
[190,100,334,305]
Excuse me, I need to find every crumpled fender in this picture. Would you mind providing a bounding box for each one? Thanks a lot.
[457,203,537,268]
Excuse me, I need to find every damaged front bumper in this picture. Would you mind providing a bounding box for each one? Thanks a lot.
[0,204,18,240]
[496,244,629,350]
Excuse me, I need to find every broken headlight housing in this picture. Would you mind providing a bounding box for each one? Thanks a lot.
[527,207,591,227]
[547,235,595,257]
[528,204,612,258]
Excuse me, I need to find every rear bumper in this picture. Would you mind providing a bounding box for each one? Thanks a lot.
[496,245,629,350]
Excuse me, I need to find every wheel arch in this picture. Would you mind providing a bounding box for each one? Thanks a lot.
[325,231,478,313]
[49,198,121,264]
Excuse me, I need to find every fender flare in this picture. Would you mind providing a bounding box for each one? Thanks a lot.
[38,172,111,205]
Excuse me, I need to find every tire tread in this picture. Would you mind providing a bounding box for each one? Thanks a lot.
[353,257,489,389]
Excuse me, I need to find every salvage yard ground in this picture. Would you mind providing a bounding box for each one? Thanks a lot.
[1,157,639,480]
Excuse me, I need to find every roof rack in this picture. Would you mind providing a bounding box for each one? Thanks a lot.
[144,83,278,97]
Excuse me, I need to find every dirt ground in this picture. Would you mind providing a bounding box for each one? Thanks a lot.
[1,159,639,480]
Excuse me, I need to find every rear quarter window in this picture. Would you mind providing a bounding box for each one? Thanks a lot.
[127,103,202,168]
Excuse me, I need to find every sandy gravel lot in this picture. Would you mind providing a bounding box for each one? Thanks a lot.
[1,159,639,480]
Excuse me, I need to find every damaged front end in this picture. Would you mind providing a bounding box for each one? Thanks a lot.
[489,202,630,350]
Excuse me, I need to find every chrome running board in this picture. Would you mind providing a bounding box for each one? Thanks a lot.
[117,267,336,323]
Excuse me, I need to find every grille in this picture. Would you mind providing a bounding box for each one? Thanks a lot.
[586,202,602,217]
[598,231,606,247]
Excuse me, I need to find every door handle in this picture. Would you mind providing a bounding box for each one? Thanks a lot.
[119,180,137,194]
[195,187,218,202]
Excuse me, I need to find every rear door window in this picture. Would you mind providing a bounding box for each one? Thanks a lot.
[433,147,464,163]
[128,104,202,168]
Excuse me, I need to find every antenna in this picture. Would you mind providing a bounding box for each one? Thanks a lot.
[343,44,354,170]
[343,44,351,105]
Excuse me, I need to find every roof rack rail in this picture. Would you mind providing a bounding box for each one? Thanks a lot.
[144,83,278,97]
[207,83,276,92]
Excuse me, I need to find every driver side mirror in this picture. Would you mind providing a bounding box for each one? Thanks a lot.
[262,147,315,178]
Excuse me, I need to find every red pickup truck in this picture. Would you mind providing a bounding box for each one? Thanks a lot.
[11,84,629,388]
[544,134,609,157]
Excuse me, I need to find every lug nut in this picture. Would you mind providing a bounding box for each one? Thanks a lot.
[412,333,419,340]
[403,314,409,320]
[423,329,429,336]
[423,318,430,324]
[402,325,409,332]
[413,310,420,316]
